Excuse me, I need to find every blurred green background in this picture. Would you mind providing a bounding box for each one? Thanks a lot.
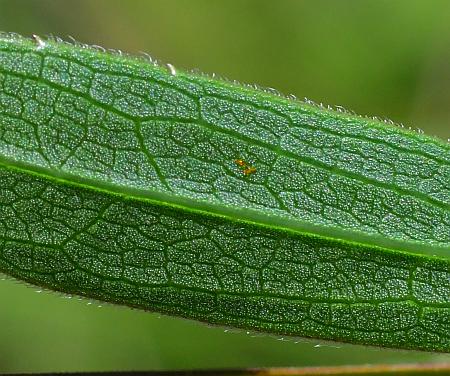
[0,0,449,373]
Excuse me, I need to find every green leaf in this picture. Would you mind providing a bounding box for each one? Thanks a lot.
[0,34,448,352]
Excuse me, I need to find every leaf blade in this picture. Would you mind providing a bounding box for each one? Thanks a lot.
[0,34,448,352]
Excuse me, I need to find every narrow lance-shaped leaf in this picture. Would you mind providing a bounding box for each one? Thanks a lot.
[0,34,448,352]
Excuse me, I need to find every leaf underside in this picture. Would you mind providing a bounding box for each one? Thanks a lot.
[0,34,448,352]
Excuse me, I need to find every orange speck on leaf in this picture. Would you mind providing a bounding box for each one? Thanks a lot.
[234,159,247,167]
[243,166,257,176]
[234,158,256,175]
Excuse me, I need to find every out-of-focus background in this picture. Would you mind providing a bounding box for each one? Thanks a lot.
[0,0,449,373]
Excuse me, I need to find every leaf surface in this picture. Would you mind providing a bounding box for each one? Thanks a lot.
[0,34,448,352]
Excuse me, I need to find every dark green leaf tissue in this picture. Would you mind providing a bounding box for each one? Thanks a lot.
[0,34,448,352]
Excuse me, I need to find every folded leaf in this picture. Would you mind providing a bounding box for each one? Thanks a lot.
[0,34,448,352]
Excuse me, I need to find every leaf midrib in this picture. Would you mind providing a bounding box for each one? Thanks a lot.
[0,155,447,261]
[1,40,449,259]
